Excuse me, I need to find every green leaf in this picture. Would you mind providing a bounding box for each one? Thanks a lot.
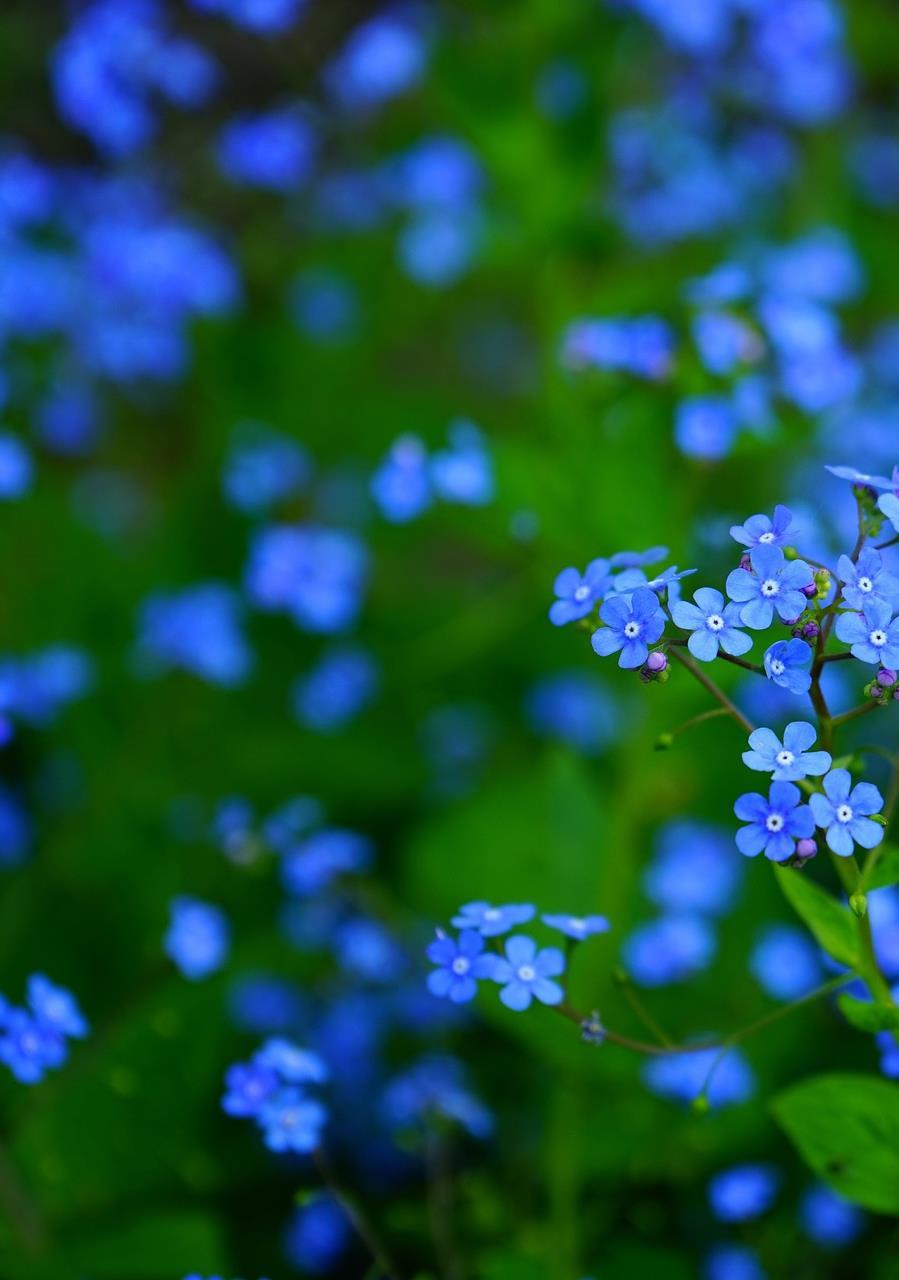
[864,844,899,891]
[838,995,899,1033]
[771,1073,899,1214]
[774,867,860,969]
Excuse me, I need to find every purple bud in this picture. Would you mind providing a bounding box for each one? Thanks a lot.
[894,689,899,701]
[802,622,820,641]
[795,838,817,859]
[878,668,897,687]
[784,616,802,628]
[791,626,803,639]
[646,651,668,673]
[739,553,752,571]
[870,684,884,699]
[801,582,817,599]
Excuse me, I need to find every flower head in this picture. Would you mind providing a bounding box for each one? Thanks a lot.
[163,897,230,981]
[742,721,831,781]
[708,1164,779,1222]
[256,1038,328,1084]
[426,929,497,1003]
[734,782,814,861]
[763,638,812,694]
[450,901,535,937]
[826,464,896,490]
[0,1009,66,1084]
[671,587,752,662]
[489,935,565,1011]
[549,560,611,626]
[541,913,610,940]
[726,545,813,630]
[809,769,884,857]
[27,975,88,1040]
[837,548,899,612]
[835,599,899,667]
[730,505,796,550]
[591,588,665,669]
[259,1087,327,1153]
[222,1060,280,1117]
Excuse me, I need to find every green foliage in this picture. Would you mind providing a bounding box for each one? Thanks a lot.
[864,845,899,891]
[838,996,899,1034]
[774,866,860,969]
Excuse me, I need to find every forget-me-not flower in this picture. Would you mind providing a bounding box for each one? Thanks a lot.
[726,545,813,629]
[671,587,752,661]
[809,769,884,857]
[427,929,497,1003]
[826,464,897,489]
[27,974,88,1040]
[221,1060,280,1117]
[451,902,535,936]
[837,548,899,612]
[549,560,611,626]
[835,600,899,666]
[763,638,812,694]
[734,782,814,861]
[708,1164,779,1222]
[591,588,665,668]
[730,505,796,550]
[541,913,610,940]
[490,935,565,1011]
[259,1087,327,1153]
[742,721,831,781]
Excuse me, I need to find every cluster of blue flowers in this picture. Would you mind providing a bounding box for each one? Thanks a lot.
[222,1037,328,1154]
[0,975,88,1084]
[371,420,494,523]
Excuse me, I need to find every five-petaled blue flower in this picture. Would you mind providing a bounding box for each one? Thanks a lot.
[0,1009,65,1084]
[256,1038,328,1083]
[549,560,611,626]
[742,722,831,782]
[259,1087,327,1153]
[671,587,752,662]
[730,505,796,550]
[427,929,497,1003]
[541,913,610,940]
[734,782,814,862]
[726,545,813,630]
[222,1060,280,1117]
[591,588,665,668]
[26,974,88,1040]
[451,902,536,936]
[763,638,812,694]
[490,935,565,1011]
[837,548,899,612]
[835,599,899,667]
[809,769,884,857]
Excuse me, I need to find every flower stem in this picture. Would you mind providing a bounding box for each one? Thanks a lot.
[313,1148,403,1280]
[668,647,754,734]
[831,700,882,731]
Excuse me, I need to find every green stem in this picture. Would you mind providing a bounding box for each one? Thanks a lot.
[831,855,896,1007]
[617,976,674,1047]
[668,647,755,734]
[831,700,882,731]
[314,1149,402,1280]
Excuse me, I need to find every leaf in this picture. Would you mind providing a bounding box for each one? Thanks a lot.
[838,995,899,1033]
[771,1073,899,1214]
[774,866,860,969]
[864,844,899,891]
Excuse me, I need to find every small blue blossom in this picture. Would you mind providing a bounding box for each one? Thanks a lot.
[734,781,814,861]
[430,420,493,506]
[27,975,88,1039]
[609,546,668,569]
[222,425,310,514]
[750,925,824,1000]
[217,108,316,191]
[704,1244,766,1280]
[742,721,831,781]
[380,1054,492,1139]
[726,545,813,629]
[189,0,306,32]
[451,902,536,937]
[490,935,565,1011]
[837,548,899,611]
[259,1087,327,1153]
[283,1194,351,1274]
[281,828,373,896]
[541,914,610,941]
[730,504,796,549]
[799,1183,865,1248]
[671,587,752,661]
[222,1060,280,1117]
[622,915,715,987]
[0,433,33,499]
[256,1038,328,1083]
[245,525,368,633]
[0,1009,66,1084]
[835,599,899,666]
[549,560,611,625]
[292,646,378,732]
[525,672,619,755]
[325,12,426,111]
[763,638,813,694]
[371,436,432,523]
[809,769,884,857]
[137,584,251,685]
[164,897,230,981]
[708,1164,779,1222]
[426,929,497,1003]
[674,396,738,461]
[644,821,740,917]
[642,1045,755,1109]
[693,311,760,375]
[591,588,665,668]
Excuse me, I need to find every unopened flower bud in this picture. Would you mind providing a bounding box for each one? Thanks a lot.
[646,651,668,673]
[739,553,751,571]
[850,892,868,919]
[878,668,897,687]
[802,622,820,641]
[802,582,817,599]
[796,838,817,858]
[581,1011,605,1046]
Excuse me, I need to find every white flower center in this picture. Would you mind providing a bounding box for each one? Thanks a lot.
[858,577,873,593]
[770,659,785,676]
[758,532,776,544]
[765,813,784,832]
[568,918,585,932]
[870,629,888,647]
[836,804,854,824]
[452,956,471,975]
[761,578,780,597]
[483,909,501,921]
[776,750,795,767]
[573,585,591,602]
[706,614,725,632]
[280,1109,299,1129]
[517,964,536,982]
[624,621,640,638]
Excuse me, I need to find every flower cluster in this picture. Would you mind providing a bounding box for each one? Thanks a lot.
[222,1037,328,1154]
[0,975,88,1084]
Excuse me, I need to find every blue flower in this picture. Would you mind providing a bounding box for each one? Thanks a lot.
[281,828,373,896]
[490,935,565,1011]
[164,897,230,981]
[734,781,814,861]
[674,396,737,461]
[609,546,668,569]
[838,547,899,611]
[763,638,812,694]
[622,915,715,987]
[136,584,251,686]
[257,1038,328,1083]
[671,587,752,661]
[809,769,884,857]
[451,901,535,936]
[799,1183,865,1248]
[217,107,316,191]
[644,821,740,917]
[27,975,88,1039]
[726,545,813,629]
[742,721,831,781]
[370,436,432,523]
[880,491,899,533]
[541,913,610,940]
[835,599,899,666]
[222,1060,280,1117]
[730,504,796,549]
[704,1244,765,1280]
[325,12,426,111]
[245,525,368,634]
[259,1087,327,1153]
[426,929,496,1003]
[525,672,619,755]
[430,420,493,506]
[611,564,697,599]
[0,433,33,500]
[708,1163,779,1222]
[549,560,611,625]
[380,1054,492,1139]
[221,425,310,514]
[189,0,306,32]
[826,464,896,489]
[292,646,379,733]
[283,1194,351,1274]
[0,1009,66,1084]
[750,925,823,1000]
[591,588,665,668]
[642,1046,755,1109]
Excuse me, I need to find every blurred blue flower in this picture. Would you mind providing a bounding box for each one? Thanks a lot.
[35,382,102,456]
[809,770,884,858]
[326,13,426,111]
[431,421,493,506]
[292,646,379,732]
[742,722,831,781]
[217,108,316,190]
[735,781,814,861]
[693,311,761,375]
[642,1045,755,1108]
[749,925,823,1000]
[246,525,368,633]
[799,1183,865,1247]
[708,1164,779,1222]
[371,436,432,522]
[675,397,738,461]
[541,914,610,941]
[281,828,373,896]
[137,584,251,685]
[763,638,812,695]
[283,1194,351,1274]
[222,425,310,513]
[290,270,359,343]
[0,647,93,727]
[256,1037,328,1083]
[561,316,673,379]
[27,974,88,1040]
[336,917,405,983]
[397,209,479,287]
[0,433,33,499]
[229,975,304,1034]
[452,902,536,937]
[260,1087,326,1153]
[381,1054,492,1139]
[263,795,323,853]
[189,0,306,33]
[0,785,31,868]
[644,820,740,917]
[0,1009,66,1084]
[427,929,497,1003]
[164,897,230,981]
[222,1059,279,1117]
[525,672,620,755]
[622,915,716,987]
[704,1244,767,1280]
